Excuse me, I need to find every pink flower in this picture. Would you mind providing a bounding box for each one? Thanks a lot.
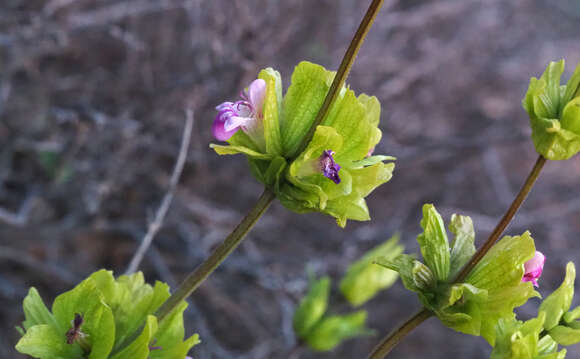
[212,79,266,141]
[522,251,545,287]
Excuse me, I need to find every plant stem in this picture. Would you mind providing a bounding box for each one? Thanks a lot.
[154,188,276,322]
[366,155,547,359]
[292,0,385,159]
[367,308,432,359]
[453,154,546,282]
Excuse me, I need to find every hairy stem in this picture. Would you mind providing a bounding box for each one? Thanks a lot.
[154,188,276,322]
[367,308,432,359]
[292,0,385,158]
[367,155,547,359]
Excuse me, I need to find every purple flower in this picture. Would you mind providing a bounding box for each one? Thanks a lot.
[522,251,545,287]
[320,150,341,184]
[212,79,266,141]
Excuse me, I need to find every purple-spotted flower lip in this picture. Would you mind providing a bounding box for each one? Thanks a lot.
[212,79,266,141]
[522,250,545,287]
[320,150,341,184]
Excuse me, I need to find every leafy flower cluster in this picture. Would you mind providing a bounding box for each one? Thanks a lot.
[211,61,395,227]
[377,204,539,345]
[523,60,580,160]
[491,262,580,358]
[16,270,198,359]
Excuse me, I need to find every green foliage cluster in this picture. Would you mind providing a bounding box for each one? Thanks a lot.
[293,236,402,351]
[523,60,580,160]
[491,262,580,358]
[377,204,539,345]
[16,270,198,359]
[211,61,395,227]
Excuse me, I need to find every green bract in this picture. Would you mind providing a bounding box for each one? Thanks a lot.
[491,314,567,359]
[539,262,580,346]
[16,270,199,359]
[211,61,395,227]
[293,275,373,352]
[523,60,580,160]
[377,204,539,345]
[340,234,403,307]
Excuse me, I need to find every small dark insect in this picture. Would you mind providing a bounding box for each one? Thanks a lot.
[65,313,85,345]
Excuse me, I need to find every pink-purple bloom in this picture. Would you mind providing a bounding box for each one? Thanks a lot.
[522,251,545,287]
[212,79,266,141]
[320,150,341,184]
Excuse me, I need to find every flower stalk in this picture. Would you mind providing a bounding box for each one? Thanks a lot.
[292,0,385,159]
[154,188,276,323]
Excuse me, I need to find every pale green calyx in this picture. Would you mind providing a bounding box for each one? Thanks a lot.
[376,204,539,345]
[292,275,373,352]
[16,270,199,359]
[523,60,580,160]
[210,61,395,227]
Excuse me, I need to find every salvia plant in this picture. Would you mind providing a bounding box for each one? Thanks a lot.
[12,0,580,358]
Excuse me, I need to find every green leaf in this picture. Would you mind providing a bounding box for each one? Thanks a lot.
[281,61,334,158]
[150,301,200,359]
[322,84,379,164]
[52,277,116,359]
[416,204,450,281]
[293,276,331,339]
[325,161,394,227]
[539,262,576,330]
[490,314,547,359]
[375,254,423,294]
[209,143,273,159]
[436,283,488,337]
[345,155,396,169]
[561,97,580,134]
[339,234,403,306]
[548,325,580,346]
[563,63,580,105]
[258,67,283,155]
[563,305,580,323]
[22,288,58,330]
[110,273,170,349]
[465,232,539,344]
[304,310,373,352]
[110,315,157,359]
[537,334,562,356]
[16,324,83,359]
[448,214,476,279]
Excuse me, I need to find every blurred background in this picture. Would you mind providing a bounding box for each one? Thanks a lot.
[1,0,580,358]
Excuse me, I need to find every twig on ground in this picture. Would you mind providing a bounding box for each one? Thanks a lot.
[124,109,194,274]
[0,194,36,227]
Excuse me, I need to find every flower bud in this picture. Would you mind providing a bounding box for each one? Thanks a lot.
[522,251,545,287]
[523,60,580,160]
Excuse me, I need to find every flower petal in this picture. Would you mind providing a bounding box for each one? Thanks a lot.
[246,79,267,116]
[212,115,238,141]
